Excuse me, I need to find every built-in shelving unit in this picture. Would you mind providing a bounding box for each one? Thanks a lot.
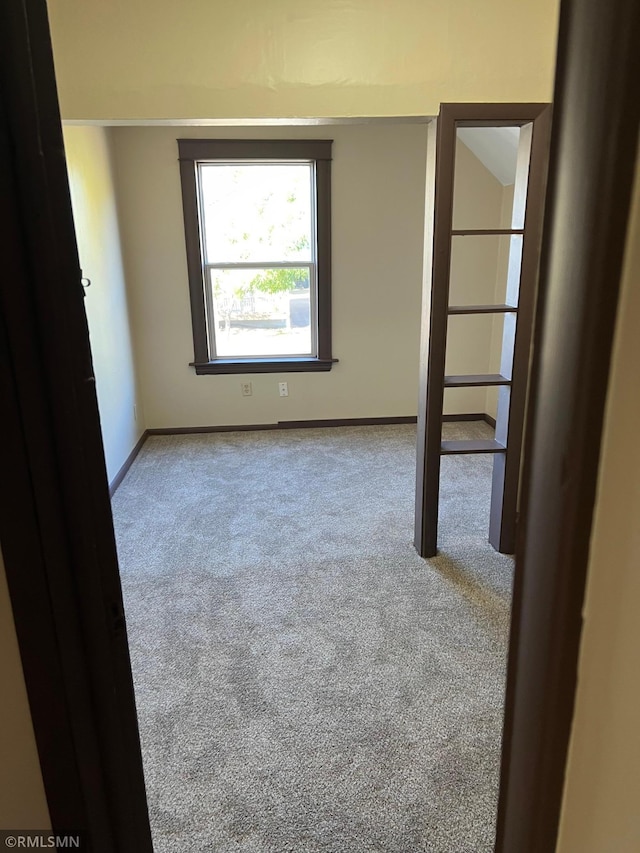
[414,102,552,557]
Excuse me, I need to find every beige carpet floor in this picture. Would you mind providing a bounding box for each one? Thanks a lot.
[112,422,513,852]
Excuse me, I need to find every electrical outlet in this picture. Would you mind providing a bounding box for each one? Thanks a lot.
[241,381,253,397]
[278,382,289,397]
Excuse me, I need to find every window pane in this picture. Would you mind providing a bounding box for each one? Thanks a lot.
[200,164,313,263]
[208,268,313,358]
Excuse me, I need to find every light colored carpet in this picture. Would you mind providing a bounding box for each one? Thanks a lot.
[112,422,513,853]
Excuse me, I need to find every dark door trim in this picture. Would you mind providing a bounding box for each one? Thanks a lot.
[495,0,640,850]
[0,1,152,850]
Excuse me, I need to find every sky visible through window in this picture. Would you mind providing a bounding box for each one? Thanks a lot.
[200,163,315,358]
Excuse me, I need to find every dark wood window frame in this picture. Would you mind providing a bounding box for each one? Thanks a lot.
[177,138,336,374]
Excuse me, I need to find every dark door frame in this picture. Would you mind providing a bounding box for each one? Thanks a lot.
[0,1,638,852]
[495,0,640,849]
[0,1,152,850]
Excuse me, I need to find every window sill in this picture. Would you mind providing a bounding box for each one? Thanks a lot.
[191,357,338,375]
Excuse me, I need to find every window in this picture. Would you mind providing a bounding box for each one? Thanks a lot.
[178,139,335,373]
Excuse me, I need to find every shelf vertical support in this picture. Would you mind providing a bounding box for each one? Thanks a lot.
[414,111,456,557]
[489,112,552,552]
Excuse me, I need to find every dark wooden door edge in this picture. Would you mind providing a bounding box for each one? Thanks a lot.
[495,0,640,851]
[0,1,153,849]
[109,432,149,497]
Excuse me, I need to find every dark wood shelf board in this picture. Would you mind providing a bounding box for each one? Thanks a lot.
[444,373,511,388]
[448,304,518,315]
[451,228,524,236]
[440,439,506,455]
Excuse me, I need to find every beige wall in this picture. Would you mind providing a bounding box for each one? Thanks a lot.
[109,123,511,429]
[0,548,50,829]
[47,0,559,122]
[64,126,145,482]
[110,122,429,427]
[447,139,513,416]
[557,148,640,852]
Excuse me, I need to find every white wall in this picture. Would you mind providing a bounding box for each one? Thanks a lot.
[110,122,429,427]
[47,0,559,121]
[0,547,51,829]
[485,184,516,419]
[556,148,640,852]
[64,126,145,482]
